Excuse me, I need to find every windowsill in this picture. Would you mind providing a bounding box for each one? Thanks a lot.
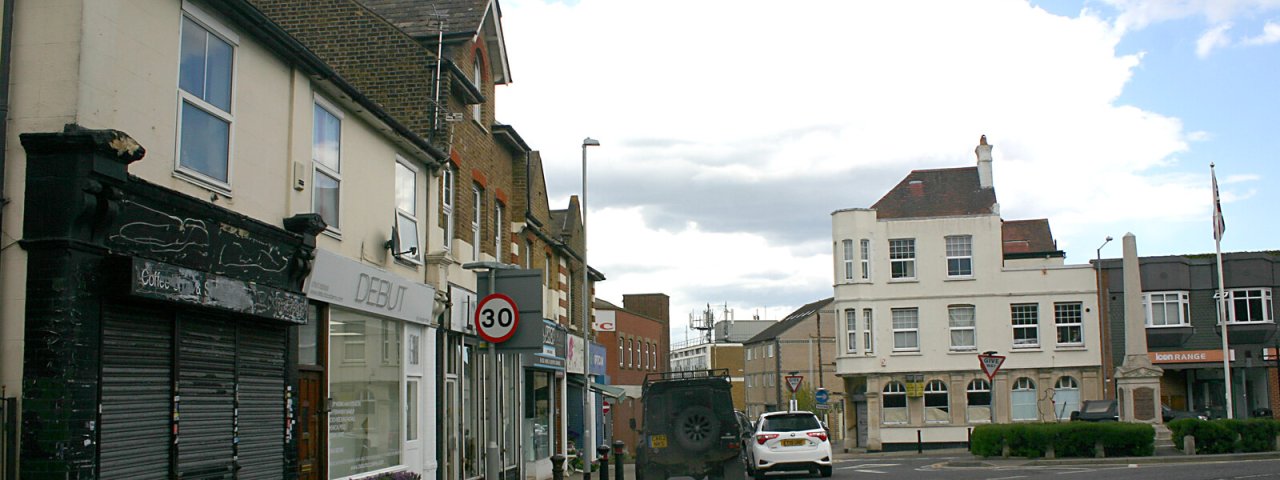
[1055,345,1086,351]
[888,278,918,283]
[321,227,342,241]
[1223,321,1276,325]
[948,349,978,354]
[890,351,922,356]
[1146,324,1192,329]
[173,169,232,197]
[944,277,976,282]
[1011,346,1041,352]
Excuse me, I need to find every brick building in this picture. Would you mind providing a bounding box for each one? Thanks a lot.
[593,294,671,453]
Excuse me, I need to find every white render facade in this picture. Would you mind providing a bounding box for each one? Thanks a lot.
[831,138,1103,451]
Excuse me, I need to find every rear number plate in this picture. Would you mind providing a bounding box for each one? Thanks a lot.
[651,435,667,448]
[781,438,805,447]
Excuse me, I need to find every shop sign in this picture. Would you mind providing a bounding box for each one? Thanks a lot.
[305,249,435,324]
[131,258,306,323]
[524,352,566,370]
[593,310,616,332]
[1149,349,1232,364]
[590,342,608,376]
[567,334,586,374]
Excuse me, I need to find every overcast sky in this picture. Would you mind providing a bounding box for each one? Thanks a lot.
[492,0,1280,343]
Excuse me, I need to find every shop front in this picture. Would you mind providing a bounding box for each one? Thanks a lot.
[18,126,322,477]
[305,249,438,479]
[519,321,567,480]
[1151,348,1274,419]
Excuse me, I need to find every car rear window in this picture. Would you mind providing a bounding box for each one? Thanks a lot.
[761,414,820,432]
[1083,401,1112,413]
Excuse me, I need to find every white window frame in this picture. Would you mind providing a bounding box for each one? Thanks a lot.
[767,344,775,357]
[393,157,421,263]
[924,379,950,423]
[845,309,857,353]
[311,96,344,234]
[1011,377,1038,421]
[472,56,484,124]
[842,239,854,281]
[1054,302,1084,346]
[1226,288,1274,324]
[618,338,623,367]
[891,308,919,352]
[441,165,455,251]
[1144,291,1190,327]
[747,346,753,361]
[863,308,874,355]
[949,305,976,351]
[889,238,916,280]
[1011,303,1039,348]
[966,379,992,423]
[472,186,482,261]
[175,2,239,193]
[945,235,973,278]
[860,239,871,280]
[1052,376,1080,420]
[494,202,505,261]
[882,381,908,425]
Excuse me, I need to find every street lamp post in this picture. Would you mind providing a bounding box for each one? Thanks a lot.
[581,137,599,476]
[1096,236,1113,398]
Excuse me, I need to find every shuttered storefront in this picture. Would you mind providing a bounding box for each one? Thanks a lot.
[98,305,288,479]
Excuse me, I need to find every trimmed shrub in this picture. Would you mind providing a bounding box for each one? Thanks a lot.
[1172,418,1280,453]
[969,422,1154,458]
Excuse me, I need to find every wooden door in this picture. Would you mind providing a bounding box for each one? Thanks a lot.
[298,369,324,480]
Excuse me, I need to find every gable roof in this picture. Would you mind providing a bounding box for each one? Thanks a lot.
[745,297,834,344]
[1002,219,1063,258]
[871,167,997,219]
[359,0,511,83]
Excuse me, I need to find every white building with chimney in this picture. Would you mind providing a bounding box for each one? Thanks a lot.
[831,136,1103,451]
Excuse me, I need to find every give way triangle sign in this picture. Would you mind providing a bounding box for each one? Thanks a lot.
[785,375,803,393]
[978,354,1006,382]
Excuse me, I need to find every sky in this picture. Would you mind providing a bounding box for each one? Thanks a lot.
[492,0,1280,343]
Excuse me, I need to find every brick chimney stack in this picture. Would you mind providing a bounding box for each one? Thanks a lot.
[976,135,994,189]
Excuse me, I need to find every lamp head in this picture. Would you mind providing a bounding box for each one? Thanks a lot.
[1105,236,1113,242]
[582,137,600,147]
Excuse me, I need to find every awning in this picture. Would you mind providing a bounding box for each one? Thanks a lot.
[591,383,628,400]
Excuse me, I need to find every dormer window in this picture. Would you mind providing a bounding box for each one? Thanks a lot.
[472,55,484,124]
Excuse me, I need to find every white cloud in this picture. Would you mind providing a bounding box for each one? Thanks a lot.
[491,0,1250,338]
[1101,0,1280,33]
[1242,20,1280,44]
[1196,23,1234,58]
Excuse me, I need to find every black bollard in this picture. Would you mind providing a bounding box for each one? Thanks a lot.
[597,444,612,480]
[551,454,566,480]
[614,440,625,480]
[917,429,922,454]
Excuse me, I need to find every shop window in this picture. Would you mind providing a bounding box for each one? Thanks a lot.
[1011,377,1038,421]
[882,381,907,424]
[1053,376,1080,420]
[329,310,402,477]
[524,370,552,460]
[924,380,949,423]
[966,379,991,423]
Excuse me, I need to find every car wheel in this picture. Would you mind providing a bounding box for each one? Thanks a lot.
[673,405,720,451]
[819,465,833,477]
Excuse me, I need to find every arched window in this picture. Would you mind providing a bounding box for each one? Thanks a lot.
[626,339,633,368]
[1011,377,1038,421]
[641,342,648,369]
[1053,376,1081,420]
[618,338,623,367]
[924,380,950,423]
[883,381,907,424]
[967,379,992,423]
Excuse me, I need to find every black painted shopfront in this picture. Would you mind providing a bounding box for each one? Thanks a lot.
[19,126,323,478]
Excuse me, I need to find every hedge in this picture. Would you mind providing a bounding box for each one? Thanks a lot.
[1168,418,1280,454]
[970,422,1154,459]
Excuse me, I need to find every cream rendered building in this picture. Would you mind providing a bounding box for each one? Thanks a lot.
[832,137,1102,451]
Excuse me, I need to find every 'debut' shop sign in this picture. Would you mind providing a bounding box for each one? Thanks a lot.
[305,249,435,324]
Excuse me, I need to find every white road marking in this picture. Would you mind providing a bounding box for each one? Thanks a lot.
[856,469,888,474]
[837,463,899,469]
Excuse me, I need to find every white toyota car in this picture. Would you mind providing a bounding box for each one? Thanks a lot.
[746,410,833,478]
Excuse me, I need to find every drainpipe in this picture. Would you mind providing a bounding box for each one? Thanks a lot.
[0,0,15,241]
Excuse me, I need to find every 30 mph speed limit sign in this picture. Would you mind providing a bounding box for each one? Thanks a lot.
[475,293,519,343]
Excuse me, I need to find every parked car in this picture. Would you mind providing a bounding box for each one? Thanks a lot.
[735,410,755,447]
[635,370,744,480]
[1070,400,1118,422]
[1163,404,1210,422]
[745,410,833,479]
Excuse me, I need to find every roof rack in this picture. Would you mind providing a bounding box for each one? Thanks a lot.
[643,369,730,388]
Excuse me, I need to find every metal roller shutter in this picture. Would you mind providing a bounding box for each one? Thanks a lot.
[100,304,173,479]
[177,314,236,479]
[237,324,287,479]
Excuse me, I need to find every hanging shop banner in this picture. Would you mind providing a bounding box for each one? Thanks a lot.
[567,334,586,375]
[305,248,435,324]
[590,342,608,376]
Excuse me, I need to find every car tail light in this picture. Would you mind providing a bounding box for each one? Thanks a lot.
[807,431,828,442]
[756,433,778,445]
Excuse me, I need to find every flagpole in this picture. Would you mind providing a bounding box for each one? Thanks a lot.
[1213,163,1234,419]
